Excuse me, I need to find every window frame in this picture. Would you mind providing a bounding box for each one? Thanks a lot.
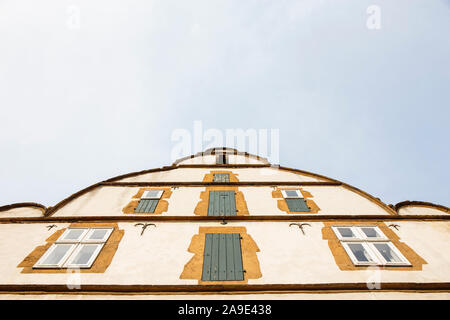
[33,227,114,269]
[57,228,89,243]
[33,243,78,268]
[141,189,164,200]
[368,241,410,265]
[332,225,410,266]
[65,243,105,268]
[213,173,230,182]
[341,242,379,266]
[83,228,114,243]
[281,189,303,199]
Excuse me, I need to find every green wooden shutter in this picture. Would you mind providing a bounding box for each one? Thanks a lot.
[202,233,244,281]
[285,198,310,212]
[208,191,236,216]
[134,199,159,213]
[213,173,230,182]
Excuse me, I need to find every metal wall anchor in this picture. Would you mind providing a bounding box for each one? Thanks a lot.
[134,223,156,236]
[289,223,311,235]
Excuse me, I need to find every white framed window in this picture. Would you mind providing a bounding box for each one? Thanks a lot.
[34,227,113,269]
[281,189,303,198]
[332,226,410,266]
[141,189,164,199]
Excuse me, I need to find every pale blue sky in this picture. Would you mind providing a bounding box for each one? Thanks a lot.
[0,0,449,208]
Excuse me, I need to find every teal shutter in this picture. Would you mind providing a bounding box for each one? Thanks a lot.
[213,173,230,182]
[202,233,244,281]
[208,191,236,216]
[285,198,310,212]
[134,199,159,213]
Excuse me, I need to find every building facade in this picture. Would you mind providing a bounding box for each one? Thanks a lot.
[0,148,449,299]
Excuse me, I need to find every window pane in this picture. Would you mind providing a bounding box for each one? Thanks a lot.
[361,227,380,238]
[71,245,98,265]
[337,227,355,238]
[348,243,374,262]
[143,190,161,198]
[42,244,72,265]
[373,243,402,263]
[64,229,85,240]
[285,190,299,198]
[89,229,108,240]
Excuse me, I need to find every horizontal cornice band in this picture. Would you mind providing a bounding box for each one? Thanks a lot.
[1,215,449,224]
[177,164,271,168]
[100,181,341,187]
[0,283,449,294]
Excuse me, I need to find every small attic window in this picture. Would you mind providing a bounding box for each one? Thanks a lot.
[216,153,228,164]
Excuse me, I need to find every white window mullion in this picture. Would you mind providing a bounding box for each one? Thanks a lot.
[33,243,78,268]
[142,189,164,200]
[83,228,113,243]
[368,242,411,266]
[281,189,302,199]
[342,242,379,266]
[64,243,105,268]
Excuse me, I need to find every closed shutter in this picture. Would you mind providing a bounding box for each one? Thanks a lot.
[285,198,310,212]
[213,173,230,182]
[208,191,236,216]
[134,199,159,213]
[201,233,244,281]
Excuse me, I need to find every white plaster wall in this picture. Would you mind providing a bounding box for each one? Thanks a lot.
[117,167,327,183]
[233,168,326,182]
[227,155,267,164]
[0,221,449,286]
[53,186,141,217]
[50,185,390,217]
[176,154,267,165]
[165,187,201,216]
[176,155,217,165]
[1,292,449,300]
[300,186,390,215]
[0,207,44,218]
[398,206,448,216]
[117,168,208,182]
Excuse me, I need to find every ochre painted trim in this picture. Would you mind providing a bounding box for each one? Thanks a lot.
[272,187,320,214]
[194,187,249,216]
[322,222,427,271]
[0,283,448,294]
[395,201,449,214]
[1,215,450,224]
[122,188,172,215]
[180,227,262,284]
[18,223,124,274]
